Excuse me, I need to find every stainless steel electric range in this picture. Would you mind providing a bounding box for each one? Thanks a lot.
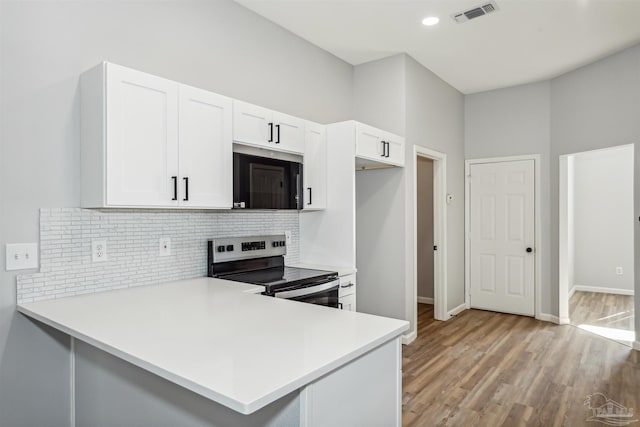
[207,235,340,308]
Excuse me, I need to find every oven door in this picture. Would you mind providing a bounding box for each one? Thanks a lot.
[274,279,340,308]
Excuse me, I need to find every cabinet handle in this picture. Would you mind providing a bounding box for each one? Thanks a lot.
[340,283,354,288]
[268,122,274,142]
[380,141,386,157]
[307,187,312,205]
[275,124,281,144]
[183,177,189,201]
[171,176,178,201]
[385,141,390,158]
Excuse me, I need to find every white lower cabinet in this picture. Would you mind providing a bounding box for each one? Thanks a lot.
[339,274,356,312]
[300,337,402,427]
[81,62,232,209]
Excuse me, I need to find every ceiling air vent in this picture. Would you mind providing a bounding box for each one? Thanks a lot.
[452,1,499,23]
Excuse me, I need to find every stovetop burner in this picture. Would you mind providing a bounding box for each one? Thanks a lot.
[219,266,338,293]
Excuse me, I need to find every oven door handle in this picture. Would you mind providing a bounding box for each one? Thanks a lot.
[274,280,339,299]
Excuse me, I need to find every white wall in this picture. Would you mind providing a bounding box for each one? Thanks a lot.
[465,81,552,313]
[571,145,635,292]
[0,1,352,425]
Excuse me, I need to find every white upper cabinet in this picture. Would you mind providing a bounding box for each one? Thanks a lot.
[81,62,232,209]
[303,121,327,210]
[355,122,405,168]
[233,100,305,155]
[178,85,233,208]
[104,63,180,207]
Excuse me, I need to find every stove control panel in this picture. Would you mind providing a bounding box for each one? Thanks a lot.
[209,235,287,263]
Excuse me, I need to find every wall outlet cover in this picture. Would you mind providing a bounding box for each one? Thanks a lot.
[284,230,292,245]
[5,243,38,271]
[92,240,107,262]
[159,237,171,257]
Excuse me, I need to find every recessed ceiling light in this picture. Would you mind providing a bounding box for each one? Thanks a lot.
[422,16,440,26]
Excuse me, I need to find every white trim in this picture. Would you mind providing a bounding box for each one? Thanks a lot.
[412,145,448,340]
[568,284,577,300]
[538,313,560,324]
[570,285,634,296]
[465,155,542,320]
[447,303,467,318]
[402,331,417,345]
[417,296,434,304]
[633,341,640,352]
[70,336,75,427]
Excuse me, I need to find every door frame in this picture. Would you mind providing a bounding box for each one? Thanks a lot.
[412,145,448,326]
[464,155,542,320]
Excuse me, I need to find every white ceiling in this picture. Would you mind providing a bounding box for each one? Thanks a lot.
[235,0,640,94]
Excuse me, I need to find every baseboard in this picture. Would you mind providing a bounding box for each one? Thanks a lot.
[402,330,417,345]
[417,296,434,304]
[447,303,467,318]
[537,313,560,324]
[558,316,570,325]
[633,341,640,352]
[571,285,634,296]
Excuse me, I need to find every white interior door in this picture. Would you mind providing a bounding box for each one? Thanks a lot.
[469,160,535,316]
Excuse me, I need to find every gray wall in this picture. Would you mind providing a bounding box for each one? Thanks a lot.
[465,81,552,313]
[572,145,634,291]
[354,54,465,333]
[550,44,640,333]
[0,1,352,425]
[354,55,408,321]
[465,43,640,336]
[404,55,465,319]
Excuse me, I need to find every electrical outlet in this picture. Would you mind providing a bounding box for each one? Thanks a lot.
[159,237,171,257]
[616,267,623,275]
[92,240,107,262]
[284,230,292,245]
[5,243,38,271]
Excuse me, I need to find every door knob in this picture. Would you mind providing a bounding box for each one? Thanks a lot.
[526,247,533,253]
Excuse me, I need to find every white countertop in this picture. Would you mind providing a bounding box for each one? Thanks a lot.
[17,277,407,415]
[288,263,357,277]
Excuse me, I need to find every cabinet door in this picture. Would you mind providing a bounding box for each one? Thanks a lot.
[273,111,305,154]
[384,132,405,167]
[340,293,356,312]
[232,100,273,149]
[106,63,179,206]
[303,122,327,210]
[355,123,386,162]
[178,85,233,208]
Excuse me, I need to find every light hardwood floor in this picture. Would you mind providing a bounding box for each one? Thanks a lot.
[569,291,634,347]
[402,304,640,426]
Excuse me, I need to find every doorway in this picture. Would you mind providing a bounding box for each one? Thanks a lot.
[412,145,447,334]
[559,144,635,346]
[465,155,541,318]
[416,157,435,310]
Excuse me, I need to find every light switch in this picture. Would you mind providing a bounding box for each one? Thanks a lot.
[6,243,38,271]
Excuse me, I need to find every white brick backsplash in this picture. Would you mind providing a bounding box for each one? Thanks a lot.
[16,208,299,304]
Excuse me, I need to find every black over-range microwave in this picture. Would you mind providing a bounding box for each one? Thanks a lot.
[233,152,303,210]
